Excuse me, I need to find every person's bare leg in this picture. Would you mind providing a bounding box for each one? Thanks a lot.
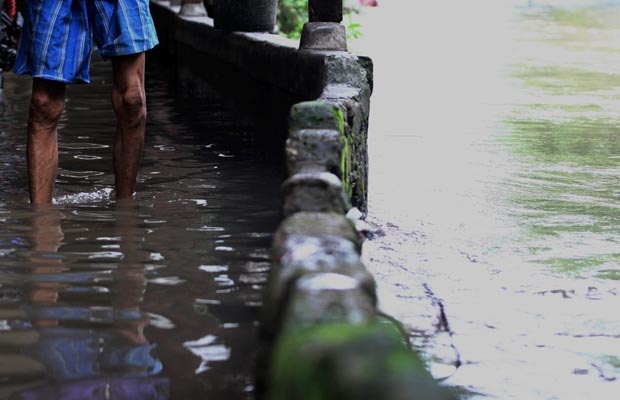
[111,53,147,199]
[27,78,66,204]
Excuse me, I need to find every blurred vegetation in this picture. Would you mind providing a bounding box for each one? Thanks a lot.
[277,0,307,38]
[277,0,362,40]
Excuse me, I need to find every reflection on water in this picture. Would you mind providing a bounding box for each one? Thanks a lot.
[355,1,620,399]
[0,57,283,399]
[504,4,620,277]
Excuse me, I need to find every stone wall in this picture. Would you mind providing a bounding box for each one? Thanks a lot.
[148,2,456,399]
[149,1,371,211]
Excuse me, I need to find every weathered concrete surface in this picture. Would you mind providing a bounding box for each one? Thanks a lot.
[286,101,360,209]
[281,273,376,329]
[273,212,361,250]
[300,22,347,51]
[264,214,375,335]
[286,129,343,175]
[282,171,350,216]
[269,321,458,400]
[148,3,453,400]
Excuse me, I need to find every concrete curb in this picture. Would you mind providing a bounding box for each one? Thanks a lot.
[261,101,457,400]
[147,2,455,399]
[149,1,371,211]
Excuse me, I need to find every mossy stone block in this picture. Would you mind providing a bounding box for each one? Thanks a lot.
[289,101,345,133]
[273,212,360,254]
[269,320,457,400]
[282,171,350,216]
[281,272,377,331]
[286,128,342,176]
[262,235,376,342]
[270,235,375,303]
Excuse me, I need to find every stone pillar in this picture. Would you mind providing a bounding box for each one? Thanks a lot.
[300,0,347,51]
[214,0,278,32]
[308,0,343,22]
[179,0,207,17]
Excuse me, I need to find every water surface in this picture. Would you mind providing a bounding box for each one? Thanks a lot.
[353,1,620,398]
[0,57,284,400]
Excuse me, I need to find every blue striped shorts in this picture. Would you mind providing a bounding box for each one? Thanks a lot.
[13,0,159,84]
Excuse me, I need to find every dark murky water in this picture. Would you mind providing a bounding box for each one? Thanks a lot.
[0,57,283,399]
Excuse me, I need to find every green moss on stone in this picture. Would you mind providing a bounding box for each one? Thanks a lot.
[269,320,456,400]
[331,106,345,135]
[340,133,353,199]
[289,101,343,131]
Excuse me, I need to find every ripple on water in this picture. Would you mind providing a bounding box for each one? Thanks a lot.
[0,54,283,399]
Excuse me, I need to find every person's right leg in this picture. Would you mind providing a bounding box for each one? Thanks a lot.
[111,53,146,200]
[88,0,158,199]
[27,78,66,204]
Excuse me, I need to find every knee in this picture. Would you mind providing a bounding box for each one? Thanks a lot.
[29,89,65,127]
[112,83,146,126]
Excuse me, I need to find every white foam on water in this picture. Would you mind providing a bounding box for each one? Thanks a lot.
[54,187,113,205]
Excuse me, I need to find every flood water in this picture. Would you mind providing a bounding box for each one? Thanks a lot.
[354,1,620,399]
[0,58,284,399]
[3,1,620,399]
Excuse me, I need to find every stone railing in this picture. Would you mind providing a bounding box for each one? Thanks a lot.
[148,1,458,399]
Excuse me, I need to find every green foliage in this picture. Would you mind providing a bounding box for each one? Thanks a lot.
[277,0,308,39]
[344,13,363,40]
[277,0,363,40]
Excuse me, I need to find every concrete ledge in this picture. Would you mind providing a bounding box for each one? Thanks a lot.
[272,212,360,250]
[285,129,343,176]
[264,232,376,336]
[148,3,453,399]
[269,320,457,400]
[149,1,371,210]
[288,100,344,132]
[282,171,350,216]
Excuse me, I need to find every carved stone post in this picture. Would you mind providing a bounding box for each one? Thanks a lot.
[309,0,343,22]
[300,0,347,51]
[213,0,278,32]
[179,0,207,17]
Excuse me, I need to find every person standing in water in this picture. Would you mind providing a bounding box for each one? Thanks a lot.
[13,0,159,204]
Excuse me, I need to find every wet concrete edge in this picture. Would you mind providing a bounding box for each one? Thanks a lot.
[148,2,455,399]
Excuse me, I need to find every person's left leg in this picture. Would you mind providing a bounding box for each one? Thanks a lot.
[27,78,67,204]
[110,53,146,199]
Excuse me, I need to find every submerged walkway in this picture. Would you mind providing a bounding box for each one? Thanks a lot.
[0,57,283,400]
[2,1,619,399]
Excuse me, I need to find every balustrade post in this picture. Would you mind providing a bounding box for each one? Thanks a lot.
[308,0,343,23]
[300,0,347,51]
[213,0,278,32]
[178,0,207,17]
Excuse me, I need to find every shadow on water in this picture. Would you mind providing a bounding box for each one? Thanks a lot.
[0,55,284,399]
